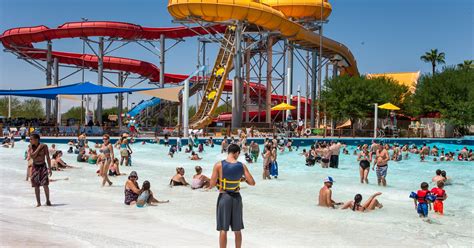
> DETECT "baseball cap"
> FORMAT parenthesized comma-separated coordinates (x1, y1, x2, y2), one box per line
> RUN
(324, 176, 335, 183)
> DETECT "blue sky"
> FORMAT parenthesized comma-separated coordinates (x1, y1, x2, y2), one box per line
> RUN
(0, 0, 472, 111)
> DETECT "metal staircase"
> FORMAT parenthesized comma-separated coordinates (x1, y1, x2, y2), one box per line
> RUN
(188, 27, 236, 129)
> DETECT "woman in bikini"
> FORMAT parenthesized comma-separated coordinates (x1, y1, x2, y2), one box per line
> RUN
(170, 167, 189, 186)
(341, 192, 383, 212)
(99, 134, 114, 186)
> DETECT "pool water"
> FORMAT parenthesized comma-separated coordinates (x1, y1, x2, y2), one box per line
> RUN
(0, 141, 472, 247)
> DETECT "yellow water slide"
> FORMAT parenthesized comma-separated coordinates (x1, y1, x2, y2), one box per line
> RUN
(168, 0, 359, 76)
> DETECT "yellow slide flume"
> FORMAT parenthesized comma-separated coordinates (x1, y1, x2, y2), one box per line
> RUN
(168, 0, 359, 76)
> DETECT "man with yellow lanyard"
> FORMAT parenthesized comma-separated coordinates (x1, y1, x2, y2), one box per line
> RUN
(210, 144, 255, 248)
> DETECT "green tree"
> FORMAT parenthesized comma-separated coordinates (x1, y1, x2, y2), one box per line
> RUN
(18, 99, 45, 119)
(322, 76, 408, 131)
(0, 97, 22, 117)
(420, 49, 446, 75)
(63, 106, 83, 120)
(458, 60, 473, 70)
(410, 67, 474, 134)
(188, 105, 196, 117)
(0, 97, 45, 118)
(213, 102, 232, 116)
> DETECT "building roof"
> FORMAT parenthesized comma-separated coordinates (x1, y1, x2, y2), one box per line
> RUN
(367, 71, 420, 93)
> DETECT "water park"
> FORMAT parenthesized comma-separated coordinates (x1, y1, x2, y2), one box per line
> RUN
(0, 0, 473, 247)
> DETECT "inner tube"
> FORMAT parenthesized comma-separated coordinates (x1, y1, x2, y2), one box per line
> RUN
(305, 128, 312, 136)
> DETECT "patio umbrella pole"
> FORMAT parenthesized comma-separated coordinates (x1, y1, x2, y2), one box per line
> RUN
(374, 103, 378, 138)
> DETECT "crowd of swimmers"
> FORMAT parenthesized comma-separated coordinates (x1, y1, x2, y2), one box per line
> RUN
(8, 130, 471, 247)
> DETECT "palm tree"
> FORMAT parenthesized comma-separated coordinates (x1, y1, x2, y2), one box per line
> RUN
(420, 49, 446, 75)
(457, 60, 473, 70)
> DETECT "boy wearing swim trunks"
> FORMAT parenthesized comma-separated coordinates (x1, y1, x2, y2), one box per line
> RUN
(414, 182, 432, 218)
(431, 181, 447, 215)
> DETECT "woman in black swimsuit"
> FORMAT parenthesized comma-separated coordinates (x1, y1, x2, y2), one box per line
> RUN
(357, 145, 371, 184)
(170, 167, 189, 186)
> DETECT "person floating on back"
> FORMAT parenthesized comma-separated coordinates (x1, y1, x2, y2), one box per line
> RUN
(209, 144, 255, 248)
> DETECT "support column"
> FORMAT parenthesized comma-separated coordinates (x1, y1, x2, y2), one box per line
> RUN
(304, 51, 309, 127)
(297, 85, 301, 121)
(53, 58, 60, 125)
(177, 103, 181, 126)
(310, 50, 317, 128)
(333, 64, 338, 78)
(8, 95, 11, 118)
(316, 25, 323, 130)
(160, 34, 165, 88)
(97, 37, 104, 124)
(286, 42, 293, 119)
(118, 72, 124, 130)
(374, 103, 378, 138)
(266, 36, 273, 124)
(231, 22, 243, 129)
(183, 79, 190, 137)
(245, 38, 251, 123)
(46, 40, 53, 122)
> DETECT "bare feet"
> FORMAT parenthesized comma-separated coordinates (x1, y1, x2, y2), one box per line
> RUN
(108, 181, 113, 186)
(46, 201, 52, 206)
(36, 203, 41, 207)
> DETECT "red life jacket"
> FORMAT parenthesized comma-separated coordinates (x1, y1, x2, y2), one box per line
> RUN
(431, 188, 445, 201)
(417, 189, 430, 203)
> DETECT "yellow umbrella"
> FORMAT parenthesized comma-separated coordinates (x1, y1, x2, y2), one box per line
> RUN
(271, 102, 296, 111)
(378, 103, 400, 110)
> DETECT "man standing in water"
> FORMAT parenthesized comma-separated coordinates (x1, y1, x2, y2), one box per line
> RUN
(373, 144, 389, 186)
(329, 141, 341, 168)
(210, 144, 256, 248)
(28, 134, 52, 207)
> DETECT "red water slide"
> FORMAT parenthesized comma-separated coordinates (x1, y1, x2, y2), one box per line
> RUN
(0, 21, 225, 83)
(0, 21, 308, 121)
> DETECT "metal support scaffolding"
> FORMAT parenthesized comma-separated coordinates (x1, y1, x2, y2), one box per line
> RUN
(232, 22, 243, 129)
(245, 38, 251, 123)
(160, 34, 165, 88)
(316, 27, 323, 129)
(266, 36, 273, 124)
(118, 72, 124, 130)
(45, 40, 52, 122)
(304, 51, 310, 127)
(310, 50, 317, 128)
(97, 37, 104, 123)
(53, 58, 60, 124)
(286, 42, 293, 119)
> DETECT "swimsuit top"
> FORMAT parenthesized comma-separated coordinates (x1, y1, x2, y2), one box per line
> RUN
(120, 143, 128, 149)
(191, 175, 204, 189)
(137, 190, 150, 203)
(219, 160, 244, 193)
(102, 145, 111, 155)
(360, 151, 370, 161)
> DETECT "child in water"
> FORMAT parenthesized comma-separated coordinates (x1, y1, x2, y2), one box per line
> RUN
(136, 181, 169, 207)
(109, 158, 119, 176)
(431, 181, 447, 215)
(413, 182, 433, 218)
